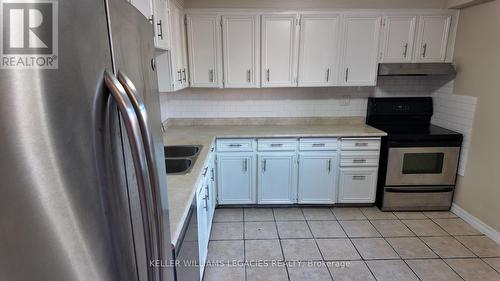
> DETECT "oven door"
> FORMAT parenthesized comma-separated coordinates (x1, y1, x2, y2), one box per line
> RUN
(386, 147, 460, 186)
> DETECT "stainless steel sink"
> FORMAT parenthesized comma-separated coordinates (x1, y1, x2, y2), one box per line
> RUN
(164, 145, 202, 158)
(165, 158, 193, 175)
(164, 145, 202, 175)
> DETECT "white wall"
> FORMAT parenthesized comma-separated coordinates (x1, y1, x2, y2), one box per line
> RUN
(160, 77, 447, 119)
(431, 80, 477, 176)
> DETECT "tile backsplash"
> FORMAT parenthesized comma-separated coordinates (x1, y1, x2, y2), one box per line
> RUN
(160, 77, 447, 120)
(431, 81, 477, 176)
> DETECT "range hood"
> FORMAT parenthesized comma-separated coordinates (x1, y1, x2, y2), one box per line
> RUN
(378, 63, 456, 77)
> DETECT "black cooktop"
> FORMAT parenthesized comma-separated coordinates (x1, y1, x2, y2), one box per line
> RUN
(366, 97, 463, 147)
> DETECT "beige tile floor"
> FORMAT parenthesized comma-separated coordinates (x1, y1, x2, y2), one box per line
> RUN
(204, 206, 500, 281)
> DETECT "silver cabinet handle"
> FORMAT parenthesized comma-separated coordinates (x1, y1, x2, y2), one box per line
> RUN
(262, 159, 267, 172)
(149, 15, 156, 39)
(203, 195, 208, 209)
(355, 142, 369, 147)
(211, 167, 215, 181)
(177, 70, 182, 83)
(209, 69, 214, 83)
(266, 69, 270, 82)
(157, 19, 163, 39)
(247, 69, 251, 83)
(422, 43, 427, 58)
(312, 143, 325, 147)
(202, 166, 208, 176)
(182, 68, 186, 83)
(228, 143, 242, 147)
(403, 43, 408, 58)
(242, 159, 248, 172)
(270, 143, 283, 147)
(352, 175, 367, 180)
(104, 70, 156, 281)
(326, 68, 330, 82)
(205, 183, 210, 201)
(327, 159, 331, 172)
(345, 68, 349, 82)
(353, 159, 367, 163)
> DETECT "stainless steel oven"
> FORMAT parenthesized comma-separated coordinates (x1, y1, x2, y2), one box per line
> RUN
(386, 146, 460, 186)
(366, 97, 463, 211)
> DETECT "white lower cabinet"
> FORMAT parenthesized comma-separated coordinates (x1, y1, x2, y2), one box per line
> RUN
(298, 153, 337, 204)
(217, 153, 256, 204)
(216, 137, 381, 205)
(338, 167, 378, 203)
(196, 180, 208, 278)
(258, 153, 297, 204)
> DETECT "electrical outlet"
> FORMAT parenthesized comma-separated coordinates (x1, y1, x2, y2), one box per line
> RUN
(340, 95, 351, 106)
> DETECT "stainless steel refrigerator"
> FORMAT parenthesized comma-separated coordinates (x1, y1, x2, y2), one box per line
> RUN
(0, 0, 174, 280)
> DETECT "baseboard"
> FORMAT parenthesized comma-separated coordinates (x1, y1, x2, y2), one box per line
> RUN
(451, 203, 500, 244)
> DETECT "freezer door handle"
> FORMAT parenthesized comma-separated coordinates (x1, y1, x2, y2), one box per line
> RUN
(117, 71, 164, 280)
(103, 70, 158, 281)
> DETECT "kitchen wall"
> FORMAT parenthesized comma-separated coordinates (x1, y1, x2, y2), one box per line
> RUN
(431, 81, 477, 176)
(446, 0, 500, 232)
(184, 0, 448, 9)
(160, 77, 447, 119)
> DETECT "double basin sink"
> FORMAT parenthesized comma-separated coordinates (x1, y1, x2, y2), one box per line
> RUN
(164, 145, 202, 175)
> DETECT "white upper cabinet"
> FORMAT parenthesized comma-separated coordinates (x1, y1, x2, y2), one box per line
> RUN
(298, 14, 340, 87)
(155, 0, 187, 92)
(339, 14, 381, 86)
(414, 15, 451, 62)
(379, 15, 416, 63)
(222, 15, 260, 88)
(153, 0, 170, 50)
(186, 14, 222, 88)
(129, 0, 170, 50)
(261, 14, 299, 88)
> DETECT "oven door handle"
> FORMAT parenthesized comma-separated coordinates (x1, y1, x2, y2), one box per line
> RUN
(386, 187, 454, 193)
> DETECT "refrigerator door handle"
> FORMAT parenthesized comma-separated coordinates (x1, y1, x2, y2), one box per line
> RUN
(102, 70, 157, 281)
(117, 71, 164, 279)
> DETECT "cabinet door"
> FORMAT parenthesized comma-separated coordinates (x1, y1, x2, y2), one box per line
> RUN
(186, 14, 222, 88)
(169, 3, 185, 90)
(340, 14, 381, 86)
(298, 14, 340, 87)
(415, 15, 451, 62)
(258, 153, 296, 204)
(379, 15, 416, 63)
(261, 14, 298, 87)
(153, 0, 170, 50)
(298, 153, 337, 204)
(338, 167, 378, 203)
(222, 15, 260, 88)
(217, 154, 256, 204)
(196, 184, 208, 277)
(179, 11, 189, 89)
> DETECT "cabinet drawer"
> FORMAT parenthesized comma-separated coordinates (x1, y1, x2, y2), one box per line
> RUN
(299, 138, 338, 151)
(258, 138, 297, 151)
(217, 139, 254, 152)
(340, 151, 379, 167)
(341, 138, 380, 151)
(338, 167, 378, 203)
